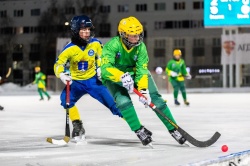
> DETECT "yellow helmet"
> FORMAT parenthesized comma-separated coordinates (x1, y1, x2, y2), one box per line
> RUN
(118, 16, 143, 35)
(173, 49, 182, 56)
(35, 66, 41, 72)
(118, 16, 144, 48)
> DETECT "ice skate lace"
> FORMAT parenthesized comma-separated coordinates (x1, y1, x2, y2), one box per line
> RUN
(136, 128, 147, 140)
(172, 130, 182, 140)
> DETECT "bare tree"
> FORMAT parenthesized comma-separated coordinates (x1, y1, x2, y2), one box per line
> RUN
(37, 0, 69, 75)
(76, 0, 108, 37)
(0, 16, 16, 82)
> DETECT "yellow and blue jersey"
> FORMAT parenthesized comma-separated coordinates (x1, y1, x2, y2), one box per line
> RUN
(54, 38, 102, 80)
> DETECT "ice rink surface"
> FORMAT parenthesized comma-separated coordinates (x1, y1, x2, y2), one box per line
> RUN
(0, 91, 250, 166)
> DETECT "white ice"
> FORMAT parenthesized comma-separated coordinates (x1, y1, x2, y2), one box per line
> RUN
(0, 85, 250, 166)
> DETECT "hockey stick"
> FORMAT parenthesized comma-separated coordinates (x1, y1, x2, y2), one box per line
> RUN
(133, 88, 221, 147)
(0, 67, 12, 84)
(46, 81, 70, 145)
(5, 67, 12, 78)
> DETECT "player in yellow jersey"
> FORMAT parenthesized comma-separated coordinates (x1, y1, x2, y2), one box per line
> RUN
(54, 15, 122, 141)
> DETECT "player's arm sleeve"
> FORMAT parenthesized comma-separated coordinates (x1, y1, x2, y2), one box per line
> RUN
(96, 42, 103, 68)
(54, 49, 70, 78)
(101, 42, 124, 83)
(181, 60, 188, 76)
(135, 43, 149, 91)
(166, 61, 173, 76)
(41, 73, 46, 80)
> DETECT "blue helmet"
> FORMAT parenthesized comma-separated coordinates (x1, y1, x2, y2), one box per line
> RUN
(70, 15, 95, 45)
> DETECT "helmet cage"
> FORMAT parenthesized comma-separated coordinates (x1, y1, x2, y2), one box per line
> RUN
(119, 31, 144, 48)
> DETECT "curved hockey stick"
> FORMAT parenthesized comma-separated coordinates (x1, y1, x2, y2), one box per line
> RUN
(47, 81, 71, 145)
(133, 88, 221, 147)
(5, 67, 12, 78)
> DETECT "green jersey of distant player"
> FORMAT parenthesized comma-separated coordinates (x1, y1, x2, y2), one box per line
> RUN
(166, 49, 191, 106)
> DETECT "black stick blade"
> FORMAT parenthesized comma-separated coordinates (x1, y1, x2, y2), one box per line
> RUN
(178, 127, 221, 147)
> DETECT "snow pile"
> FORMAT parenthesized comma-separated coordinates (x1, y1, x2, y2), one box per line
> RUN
(0, 82, 37, 94)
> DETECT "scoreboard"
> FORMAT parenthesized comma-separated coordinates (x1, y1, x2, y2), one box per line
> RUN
(204, 0, 250, 27)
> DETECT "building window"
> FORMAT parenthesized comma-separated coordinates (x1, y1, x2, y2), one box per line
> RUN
(0, 44, 6, 52)
(174, 39, 185, 47)
(30, 44, 40, 52)
(118, 4, 129, 12)
(174, 2, 185, 10)
(155, 19, 204, 30)
(212, 38, 221, 64)
(0, 10, 7, 18)
(155, 39, 166, 49)
(99, 5, 110, 13)
(193, 1, 204, 10)
(13, 44, 23, 61)
(23, 26, 30, 33)
(194, 38, 205, 47)
(65, 7, 75, 15)
(212, 38, 221, 47)
(173, 39, 185, 59)
(191, 20, 204, 28)
(81, 6, 94, 13)
(182, 20, 190, 28)
(99, 23, 111, 37)
(0, 27, 15, 35)
(30, 44, 41, 61)
(154, 3, 166, 11)
(154, 39, 166, 66)
(154, 39, 166, 57)
(136, 4, 147, 12)
(31, 9, 40, 16)
(14, 10, 24, 17)
(193, 38, 205, 64)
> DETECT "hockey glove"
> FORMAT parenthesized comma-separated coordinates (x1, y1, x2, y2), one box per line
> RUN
(96, 67, 102, 81)
(139, 89, 151, 108)
(60, 72, 72, 85)
(170, 71, 178, 77)
(185, 74, 192, 80)
(121, 72, 134, 93)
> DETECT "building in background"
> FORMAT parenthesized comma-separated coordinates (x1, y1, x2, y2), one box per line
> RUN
(1, 0, 250, 87)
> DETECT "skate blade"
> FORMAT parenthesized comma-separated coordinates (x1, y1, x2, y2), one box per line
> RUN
(74, 135, 87, 145)
(148, 143, 154, 149)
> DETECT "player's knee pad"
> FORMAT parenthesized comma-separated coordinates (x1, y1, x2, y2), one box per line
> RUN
(150, 92, 167, 110)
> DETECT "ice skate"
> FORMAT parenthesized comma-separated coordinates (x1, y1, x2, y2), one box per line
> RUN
(72, 120, 86, 143)
(143, 126, 152, 137)
(135, 126, 153, 147)
(184, 100, 190, 106)
(174, 99, 180, 106)
(169, 129, 186, 145)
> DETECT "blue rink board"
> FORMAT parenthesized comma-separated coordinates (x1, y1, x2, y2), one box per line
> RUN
(186, 149, 250, 166)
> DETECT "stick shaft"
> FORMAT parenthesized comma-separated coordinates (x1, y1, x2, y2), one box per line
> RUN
(65, 81, 70, 137)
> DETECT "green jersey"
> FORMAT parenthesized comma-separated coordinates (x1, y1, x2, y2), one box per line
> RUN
(166, 58, 188, 82)
(33, 72, 46, 88)
(101, 36, 149, 90)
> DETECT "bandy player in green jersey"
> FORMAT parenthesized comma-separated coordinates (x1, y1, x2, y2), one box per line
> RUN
(166, 49, 191, 106)
(100, 16, 186, 146)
